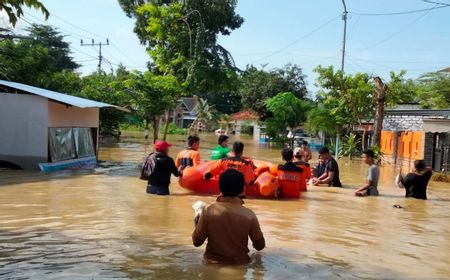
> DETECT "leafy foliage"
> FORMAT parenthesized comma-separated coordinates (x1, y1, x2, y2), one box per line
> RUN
(0, 24, 80, 90)
(239, 64, 308, 119)
(340, 133, 361, 159)
(124, 71, 182, 139)
(0, 0, 49, 26)
(78, 71, 130, 135)
(385, 70, 417, 106)
(313, 65, 375, 133)
(26, 24, 79, 72)
(265, 92, 312, 146)
(118, 0, 243, 95)
(417, 71, 450, 108)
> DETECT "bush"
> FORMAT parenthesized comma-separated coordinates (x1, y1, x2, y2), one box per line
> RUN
(162, 123, 187, 135)
(341, 133, 361, 159)
(432, 171, 450, 182)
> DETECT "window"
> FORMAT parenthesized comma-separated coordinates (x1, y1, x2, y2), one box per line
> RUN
(48, 127, 95, 162)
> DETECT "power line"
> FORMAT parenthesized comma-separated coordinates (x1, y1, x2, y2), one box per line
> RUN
(23, 12, 86, 39)
(49, 13, 107, 39)
(350, 4, 450, 16)
(347, 55, 450, 65)
(352, 10, 431, 52)
(111, 42, 140, 65)
(252, 14, 341, 64)
(23, 12, 145, 70)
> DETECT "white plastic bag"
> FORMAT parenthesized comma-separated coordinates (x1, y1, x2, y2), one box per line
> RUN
(192, 201, 206, 225)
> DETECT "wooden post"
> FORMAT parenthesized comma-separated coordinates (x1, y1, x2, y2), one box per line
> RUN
(372, 76, 387, 147)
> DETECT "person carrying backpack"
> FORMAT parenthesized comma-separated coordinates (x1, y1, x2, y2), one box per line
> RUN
(142, 140, 180, 195)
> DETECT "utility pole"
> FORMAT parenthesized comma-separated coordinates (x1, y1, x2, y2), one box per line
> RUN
(80, 38, 109, 71)
(341, 0, 348, 73)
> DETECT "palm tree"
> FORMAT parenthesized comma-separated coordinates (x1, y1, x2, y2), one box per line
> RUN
(189, 96, 214, 134)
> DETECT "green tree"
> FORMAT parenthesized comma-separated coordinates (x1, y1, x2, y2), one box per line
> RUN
(0, 0, 49, 26)
(118, 0, 243, 95)
(0, 38, 50, 84)
(265, 92, 311, 146)
(239, 64, 308, 119)
(189, 96, 215, 134)
(79, 71, 129, 135)
(385, 70, 417, 107)
(417, 71, 450, 108)
(26, 24, 79, 71)
(125, 71, 182, 142)
(0, 24, 80, 91)
(313, 65, 374, 134)
(305, 106, 337, 136)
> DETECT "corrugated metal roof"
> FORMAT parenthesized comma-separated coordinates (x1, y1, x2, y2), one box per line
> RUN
(0, 80, 128, 112)
(386, 109, 450, 118)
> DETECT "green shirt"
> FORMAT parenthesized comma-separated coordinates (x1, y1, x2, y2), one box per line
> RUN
(210, 145, 230, 160)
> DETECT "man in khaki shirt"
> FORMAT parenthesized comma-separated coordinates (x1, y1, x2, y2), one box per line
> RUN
(192, 169, 265, 264)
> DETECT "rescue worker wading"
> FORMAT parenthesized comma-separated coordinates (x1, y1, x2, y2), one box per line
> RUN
(271, 148, 305, 198)
(175, 135, 201, 172)
(204, 142, 256, 194)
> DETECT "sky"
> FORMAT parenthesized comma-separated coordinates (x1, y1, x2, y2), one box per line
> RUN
(3, 0, 450, 95)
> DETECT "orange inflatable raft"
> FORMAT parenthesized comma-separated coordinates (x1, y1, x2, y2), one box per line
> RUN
(179, 160, 311, 199)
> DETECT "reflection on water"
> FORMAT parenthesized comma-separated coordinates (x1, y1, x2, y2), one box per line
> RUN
(1, 134, 450, 279)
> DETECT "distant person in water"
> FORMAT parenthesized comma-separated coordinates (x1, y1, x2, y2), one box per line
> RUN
(397, 160, 432, 200)
(210, 135, 231, 160)
(146, 140, 180, 195)
(192, 169, 265, 264)
(311, 146, 342, 187)
(175, 135, 201, 172)
(293, 146, 311, 181)
(313, 154, 327, 178)
(355, 150, 379, 196)
(298, 140, 312, 163)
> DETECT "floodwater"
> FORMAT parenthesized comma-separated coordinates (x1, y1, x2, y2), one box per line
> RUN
(1, 134, 449, 280)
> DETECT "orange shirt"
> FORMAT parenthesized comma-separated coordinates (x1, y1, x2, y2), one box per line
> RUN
(207, 156, 256, 185)
(273, 162, 305, 198)
(192, 196, 265, 264)
(175, 149, 201, 169)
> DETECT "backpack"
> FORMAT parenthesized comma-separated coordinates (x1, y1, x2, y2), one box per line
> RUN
(140, 153, 157, 180)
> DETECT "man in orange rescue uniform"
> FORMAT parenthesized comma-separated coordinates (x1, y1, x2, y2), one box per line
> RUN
(271, 148, 305, 198)
(175, 135, 201, 172)
(204, 141, 256, 191)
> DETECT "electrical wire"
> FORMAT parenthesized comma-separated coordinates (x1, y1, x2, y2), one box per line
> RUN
(350, 3, 450, 16)
(252, 14, 341, 64)
(352, 10, 431, 52)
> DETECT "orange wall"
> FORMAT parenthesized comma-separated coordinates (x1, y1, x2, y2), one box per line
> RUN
(380, 131, 423, 160)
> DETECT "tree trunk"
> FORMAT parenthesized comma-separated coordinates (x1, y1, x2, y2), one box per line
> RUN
(144, 117, 149, 140)
(162, 109, 170, 140)
(372, 77, 387, 147)
(361, 121, 369, 151)
(152, 116, 160, 143)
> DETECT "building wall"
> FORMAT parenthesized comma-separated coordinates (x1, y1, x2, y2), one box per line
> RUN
(48, 101, 100, 155)
(0, 93, 48, 169)
(383, 114, 423, 131)
(380, 131, 423, 161)
(381, 113, 450, 169)
(48, 101, 99, 127)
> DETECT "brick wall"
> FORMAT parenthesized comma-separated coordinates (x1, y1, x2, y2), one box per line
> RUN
(383, 115, 423, 131)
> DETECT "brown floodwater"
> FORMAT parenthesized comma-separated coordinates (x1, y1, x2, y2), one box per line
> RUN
(1, 133, 449, 279)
